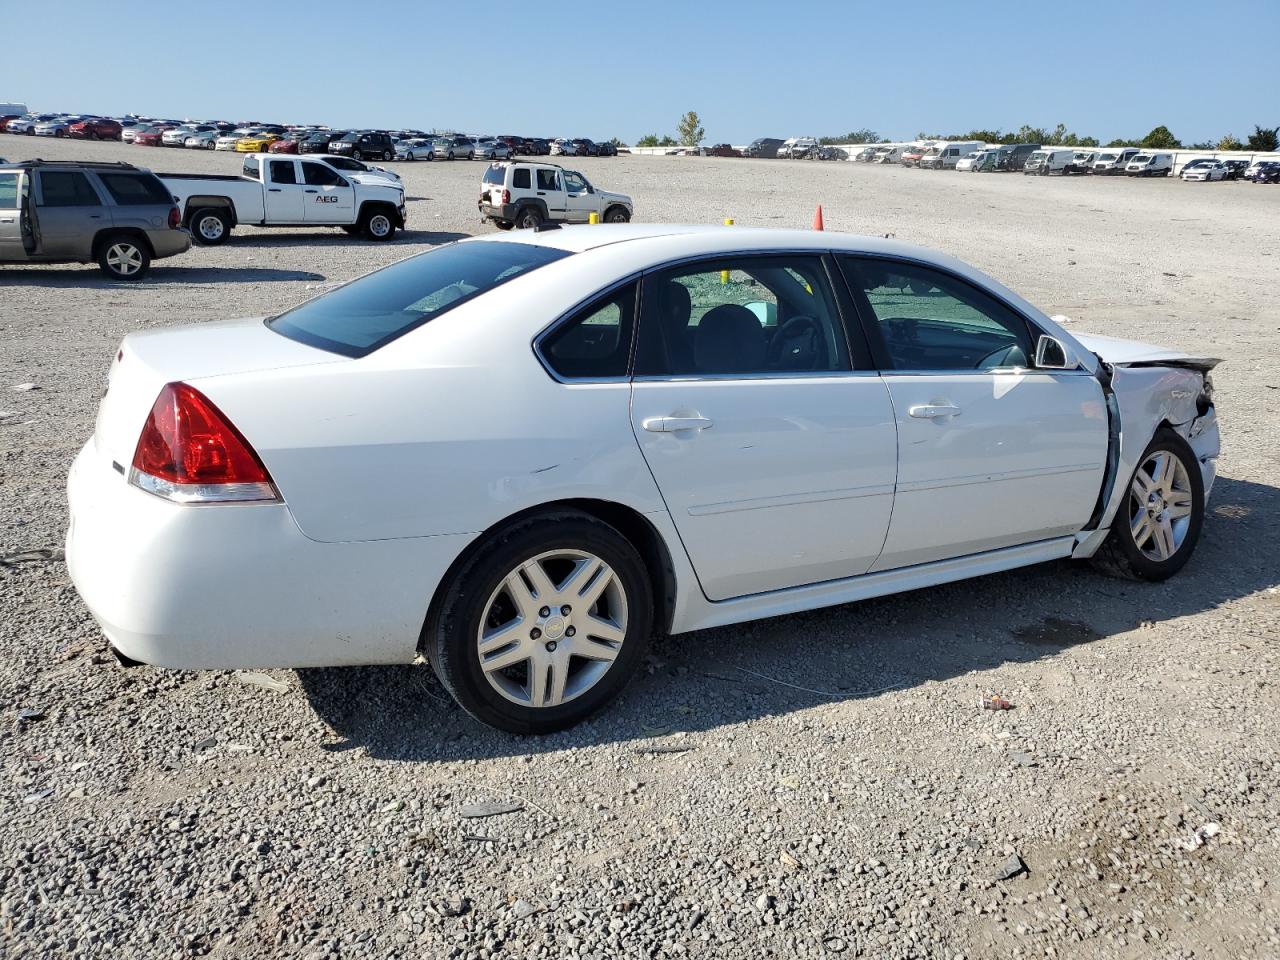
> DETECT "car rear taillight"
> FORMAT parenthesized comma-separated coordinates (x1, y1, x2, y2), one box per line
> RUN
(501, 188, 510, 204)
(130, 382, 278, 503)
(167, 206, 181, 229)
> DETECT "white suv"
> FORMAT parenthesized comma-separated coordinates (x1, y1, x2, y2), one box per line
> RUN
(478, 162, 633, 230)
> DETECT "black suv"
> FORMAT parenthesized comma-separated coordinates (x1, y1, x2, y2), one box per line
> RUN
(330, 131, 395, 162)
(301, 131, 345, 154)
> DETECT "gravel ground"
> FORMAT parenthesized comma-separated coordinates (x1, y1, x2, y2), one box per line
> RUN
(2, 136, 1279, 960)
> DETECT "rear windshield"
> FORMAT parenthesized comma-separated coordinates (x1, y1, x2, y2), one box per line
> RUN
(268, 241, 572, 357)
(482, 165, 505, 185)
(98, 172, 173, 206)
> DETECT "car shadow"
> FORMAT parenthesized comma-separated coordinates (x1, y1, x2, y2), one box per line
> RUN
(297, 475, 1280, 762)
(0, 266, 325, 285)
(228, 230, 471, 249)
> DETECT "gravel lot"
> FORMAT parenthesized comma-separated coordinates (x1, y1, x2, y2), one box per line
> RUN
(2, 136, 1278, 960)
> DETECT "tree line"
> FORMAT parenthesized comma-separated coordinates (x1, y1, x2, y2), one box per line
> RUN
(630, 113, 1280, 153)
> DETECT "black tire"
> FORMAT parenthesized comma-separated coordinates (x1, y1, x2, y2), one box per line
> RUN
(515, 206, 543, 230)
(382, 150, 393, 162)
(359, 206, 396, 241)
(1090, 428, 1205, 582)
(352, 150, 363, 161)
(426, 511, 653, 734)
(97, 234, 151, 281)
(189, 207, 231, 246)
(604, 206, 630, 223)
(494, 221, 514, 231)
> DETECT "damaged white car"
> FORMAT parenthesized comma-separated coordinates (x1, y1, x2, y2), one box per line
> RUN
(66, 226, 1219, 732)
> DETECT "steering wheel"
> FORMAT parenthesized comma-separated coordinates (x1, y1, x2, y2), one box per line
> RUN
(976, 343, 1028, 370)
(768, 315, 827, 370)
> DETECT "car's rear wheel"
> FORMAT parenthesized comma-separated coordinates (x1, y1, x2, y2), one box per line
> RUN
(382, 150, 393, 161)
(97, 235, 150, 281)
(1091, 428, 1204, 582)
(427, 513, 652, 733)
(516, 206, 543, 229)
(360, 207, 396, 241)
(190, 208, 230, 246)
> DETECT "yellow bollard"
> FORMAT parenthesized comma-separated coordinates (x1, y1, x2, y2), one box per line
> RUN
(588, 211, 600, 225)
(721, 218, 734, 283)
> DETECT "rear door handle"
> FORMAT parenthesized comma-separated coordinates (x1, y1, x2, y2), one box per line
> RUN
(642, 416, 714, 433)
(268, 188, 282, 192)
(908, 404, 962, 420)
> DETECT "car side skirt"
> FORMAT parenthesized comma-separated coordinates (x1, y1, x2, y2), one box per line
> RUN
(668, 536, 1077, 635)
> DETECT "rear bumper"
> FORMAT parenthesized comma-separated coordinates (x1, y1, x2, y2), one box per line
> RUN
(66, 443, 473, 669)
(148, 229, 193, 259)
(479, 201, 514, 221)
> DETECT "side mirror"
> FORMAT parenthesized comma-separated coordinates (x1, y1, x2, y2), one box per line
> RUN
(1034, 334, 1076, 370)
(586, 184, 594, 194)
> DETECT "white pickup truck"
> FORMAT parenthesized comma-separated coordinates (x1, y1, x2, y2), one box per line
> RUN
(160, 154, 406, 245)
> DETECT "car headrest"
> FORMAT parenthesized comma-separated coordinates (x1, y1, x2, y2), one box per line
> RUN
(695, 304, 766, 374)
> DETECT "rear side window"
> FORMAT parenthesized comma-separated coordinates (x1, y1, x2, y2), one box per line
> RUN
(513, 168, 531, 189)
(39, 171, 100, 206)
(269, 241, 572, 357)
(97, 173, 173, 206)
(540, 282, 638, 379)
(0, 173, 18, 207)
(242, 157, 261, 179)
(269, 160, 297, 184)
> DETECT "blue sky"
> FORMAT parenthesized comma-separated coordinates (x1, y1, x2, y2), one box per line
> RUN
(9, 0, 1276, 145)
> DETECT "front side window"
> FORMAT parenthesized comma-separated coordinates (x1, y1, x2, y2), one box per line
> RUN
(303, 163, 345, 187)
(841, 258, 1032, 372)
(636, 256, 850, 377)
(38, 171, 100, 207)
(269, 160, 297, 184)
(269, 241, 572, 357)
(540, 281, 637, 379)
(563, 171, 588, 193)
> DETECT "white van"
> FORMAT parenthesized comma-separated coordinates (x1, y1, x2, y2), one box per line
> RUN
(1023, 149, 1074, 175)
(920, 141, 984, 170)
(0, 102, 29, 117)
(1125, 153, 1173, 177)
(1091, 148, 1139, 175)
(872, 145, 905, 164)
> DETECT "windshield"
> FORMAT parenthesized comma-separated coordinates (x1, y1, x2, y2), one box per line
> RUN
(268, 242, 573, 357)
(1132, 155, 1151, 163)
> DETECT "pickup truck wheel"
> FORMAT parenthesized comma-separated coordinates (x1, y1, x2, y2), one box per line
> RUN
(604, 206, 630, 223)
(516, 207, 543, 229)
(190, 209, 230, 246)
(360, 209, 396, 241)
(98, 236, 150, 281)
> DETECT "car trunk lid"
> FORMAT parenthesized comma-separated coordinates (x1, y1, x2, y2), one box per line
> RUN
(93, 318, 343, 473)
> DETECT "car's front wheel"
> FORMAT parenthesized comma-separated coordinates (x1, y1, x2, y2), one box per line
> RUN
(427, 512, 652, 733)
(359, 207, 396, 241)
(1091, 428, 1205, 581)
(604, 206, 630, 223)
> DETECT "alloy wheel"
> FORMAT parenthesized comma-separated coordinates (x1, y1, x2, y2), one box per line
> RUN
(476, 549, 628, 709)
(106, 243, 143, 276)
(1128, 450, 1194, 561)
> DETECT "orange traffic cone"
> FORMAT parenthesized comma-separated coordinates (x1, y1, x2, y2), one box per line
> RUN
(812, 205, 824, 231)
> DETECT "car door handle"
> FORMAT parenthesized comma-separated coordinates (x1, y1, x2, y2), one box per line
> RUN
(304, 189, 318, 193)
(0, 218, 13, 223)
(908, 404, 962, 420)
(642, 416, 714, 433)
(268, 188, 282, 192)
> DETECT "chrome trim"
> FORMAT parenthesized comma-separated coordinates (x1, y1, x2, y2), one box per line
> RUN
(882, 367, 1091, 377)
(632, 370, 881, 383)
(129, 468, 280, 505)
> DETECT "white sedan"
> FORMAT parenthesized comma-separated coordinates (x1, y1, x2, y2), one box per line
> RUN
(66, 226, 1221, 733)
(213, 133, 242, 151)
(1180, 159, 1227, 182)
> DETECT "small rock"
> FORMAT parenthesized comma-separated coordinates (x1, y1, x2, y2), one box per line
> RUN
(512, 899, 538, 920)
(192, 737, 217, 751)
(434, 896, 469, 918)
(16, 708, 44, 723)
(23, 788, 54, 804)
(1009, 751, 1038, 768)
(824, 937, 847, 953)
(755, 893, 774, 912)
(460, 801, 523, 819)
(235, 671, 289, 694)
(996, 854, 1027, 881)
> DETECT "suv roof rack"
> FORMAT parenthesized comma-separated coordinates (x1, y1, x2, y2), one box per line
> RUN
(3, 159, 140, 170)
